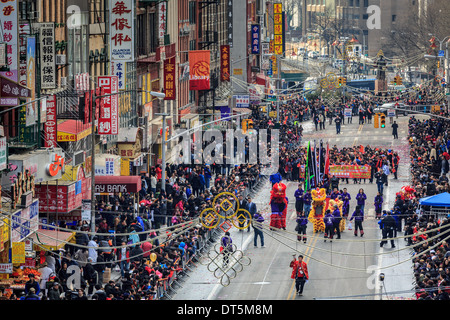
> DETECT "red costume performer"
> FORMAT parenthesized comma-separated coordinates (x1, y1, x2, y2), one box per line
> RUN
(270, 182, 289, 230)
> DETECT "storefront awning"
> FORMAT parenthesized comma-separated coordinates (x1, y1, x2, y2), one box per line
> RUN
(94, 175, 142, 193)
(30, 229, 76, 251)
(256, 73, 270, 87)
(57, 120, 92, 142)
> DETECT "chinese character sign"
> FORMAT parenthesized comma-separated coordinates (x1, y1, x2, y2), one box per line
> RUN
(45, 95, 57, 148)
(97, 76, 119, 135)
(220, 45, 230, 82)
(39, 23, 56, 89)
(0, 0, 18, 73)
(189, 50, 211, 91)
(273, 3, 283, 56)
(251, 25, 260, 54)
(111, 60, 127, 90)
(109, 0, 134, 61)
(163, 57, 176, 100)
(159, 1, 167, 39)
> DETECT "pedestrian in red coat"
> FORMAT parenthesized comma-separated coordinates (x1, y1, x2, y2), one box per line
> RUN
(290, 255, 309, 296)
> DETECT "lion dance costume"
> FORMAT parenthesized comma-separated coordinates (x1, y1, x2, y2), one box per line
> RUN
(270, 183, 289, 230)
(308, 188, 346, 233)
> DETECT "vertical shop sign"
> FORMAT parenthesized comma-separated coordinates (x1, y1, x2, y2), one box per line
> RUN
(39, 23, 56, 89)
(273, 3, 283, 56)
(109, 0, 134, 61)
(44, 95, 56, 147)
(163, 57, 176, 100)
(97, 76, 119, 135)
(158, 1, 167, 39)
(251, 25, 260, 54)
(220, 45, 230, 82)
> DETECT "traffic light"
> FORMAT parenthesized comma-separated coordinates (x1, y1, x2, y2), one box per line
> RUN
(380, 114, 386, 128)
(374, 113, 379, 128)
(247, 119, 254, 130)
(337, 77, 343, 87)
(393, 75, 403, 86)
(242, 119, 248, 133)
(342, 77, 347, 86)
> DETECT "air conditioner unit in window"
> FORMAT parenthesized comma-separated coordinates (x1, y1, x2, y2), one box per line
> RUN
(73, 151, 85, 166)
(56, 54, 66, 65)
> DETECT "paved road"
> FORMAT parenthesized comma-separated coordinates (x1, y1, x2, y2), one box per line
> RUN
(173, 115, 415, 300)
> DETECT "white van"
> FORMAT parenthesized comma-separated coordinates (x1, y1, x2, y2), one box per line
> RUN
(374, 102, 409, 116)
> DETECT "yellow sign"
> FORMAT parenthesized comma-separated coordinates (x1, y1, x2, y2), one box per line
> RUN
(57, 127, 92, 142)
(120, 158, 130, 176)
(273, 3, 283, 56)
(12, 242, 25, 264)
(233, 68, 243, 75)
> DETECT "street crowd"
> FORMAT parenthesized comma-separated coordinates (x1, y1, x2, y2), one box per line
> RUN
(10, 84, 450, 300)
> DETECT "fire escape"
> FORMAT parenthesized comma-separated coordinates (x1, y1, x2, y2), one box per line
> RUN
(197, 0, 220, 115)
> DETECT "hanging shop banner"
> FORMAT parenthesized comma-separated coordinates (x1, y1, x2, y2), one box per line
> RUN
(273, 3, 283, 56)
(97, 76, 119, 135)
(329, 165, 371, 179)
(10, 200, 39, 243)
(0, 137, 6, 171)
(163, 57, 176, 100)
(0, 0, 18, 74)
(189, 50, 211, 91)
(227, 0, 233, 46)
(26, 36, 37, 127)
(0, 76, 31, 99)
(39, 23, 56, 89)
(251, 24, 260, 54)
(44, 94, 57, 148)
(12, 242, 25, 264)
(158, 1, 167, 39)
(110, 60, 126, 90)
(109, 0, 134, 61)
(220, 45, 230, 82)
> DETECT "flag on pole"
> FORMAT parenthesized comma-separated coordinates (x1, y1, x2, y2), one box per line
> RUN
(324, 142, 330, 176)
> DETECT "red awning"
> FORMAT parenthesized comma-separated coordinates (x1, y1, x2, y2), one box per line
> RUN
(58, 119, 91, 134)
(94, 175, 142, 193)
(256, 73, 269, 87)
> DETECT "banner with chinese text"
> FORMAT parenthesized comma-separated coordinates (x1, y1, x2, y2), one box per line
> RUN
(163, 57, 176, 100)
(273, 3, 283, 55)
(97, 76, 119, 135)
(44, 95, 57, 148)
(220, 45, 230, 82)
(109, 0, 134, 61)
(189, 50, 210, 91)
(329, 165, 372, 179)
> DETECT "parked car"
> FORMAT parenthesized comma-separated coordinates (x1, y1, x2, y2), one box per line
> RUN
(308, 51, 319, 59)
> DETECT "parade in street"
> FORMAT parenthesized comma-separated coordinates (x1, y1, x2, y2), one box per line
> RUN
(1, 0, 450, 306)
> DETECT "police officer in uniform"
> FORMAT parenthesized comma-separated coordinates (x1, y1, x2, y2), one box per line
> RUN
(380, 211, 396, 248)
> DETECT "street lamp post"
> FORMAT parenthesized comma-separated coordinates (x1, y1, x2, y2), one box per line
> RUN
(353, 26, 366, 74)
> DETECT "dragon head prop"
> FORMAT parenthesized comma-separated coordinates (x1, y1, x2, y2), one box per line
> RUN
(311, 188, 327, 202)
(271, 182, 287, 201)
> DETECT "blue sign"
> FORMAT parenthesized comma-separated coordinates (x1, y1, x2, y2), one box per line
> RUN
(439, 50, 445, 57)
(251, 24, 260, 54)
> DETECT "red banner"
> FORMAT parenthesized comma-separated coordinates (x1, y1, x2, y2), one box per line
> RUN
(44, 95, 57, 148)
(189, 50, 210, 90)
(97, 76, 119, 135)
(163, 57, 176, 100)
(329, 165, 371, 179)
(220, 45, 230, 82)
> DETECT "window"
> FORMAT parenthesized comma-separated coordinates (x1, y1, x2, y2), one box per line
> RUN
(392, 15, 397, 22)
